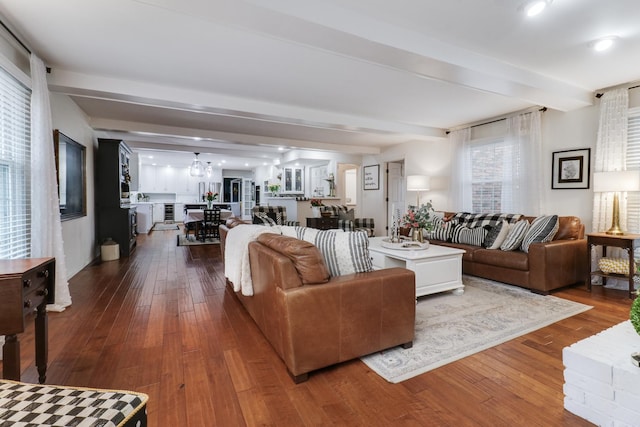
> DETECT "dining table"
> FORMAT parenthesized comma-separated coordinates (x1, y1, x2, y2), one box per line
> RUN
(184, 208, 233, 240)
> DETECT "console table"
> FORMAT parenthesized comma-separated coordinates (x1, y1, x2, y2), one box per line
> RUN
(586, 232, 640, 298)
(0, 258, 55, 383)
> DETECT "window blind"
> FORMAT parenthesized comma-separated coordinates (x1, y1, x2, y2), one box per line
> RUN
(0, 65, 31, 259)
(469, 137, 514, 212)
(626, 107, 640, 234)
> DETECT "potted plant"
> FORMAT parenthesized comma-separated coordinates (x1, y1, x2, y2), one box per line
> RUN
(402, 201, 434, 243)
(268, 183, 281, 195)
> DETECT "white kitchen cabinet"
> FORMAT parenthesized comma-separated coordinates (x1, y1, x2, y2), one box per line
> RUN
(134, 203, 153, 233)
(282, 166, 304, 193)
(140, 165, 157, 192)
(152, 203, 165, 223)
(174, 203, 185, 222)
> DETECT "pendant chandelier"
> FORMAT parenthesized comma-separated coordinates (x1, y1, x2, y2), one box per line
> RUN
(189, 152, 205, 177)
(206, 161, 213, 178)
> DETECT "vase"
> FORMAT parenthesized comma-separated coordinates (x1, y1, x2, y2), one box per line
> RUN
(207, 201, 213, 209)
(412, 228, 424, 243)
(311, 206, 321, 218)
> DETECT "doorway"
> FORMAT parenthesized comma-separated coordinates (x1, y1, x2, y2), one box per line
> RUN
(387, 161, 405, 234)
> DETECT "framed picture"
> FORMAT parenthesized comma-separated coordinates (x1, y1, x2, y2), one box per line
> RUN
(552, 148, 590, 189)
(363, 164, 380, 190)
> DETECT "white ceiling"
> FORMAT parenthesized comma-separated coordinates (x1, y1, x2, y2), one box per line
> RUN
(1, 0, 639, 168)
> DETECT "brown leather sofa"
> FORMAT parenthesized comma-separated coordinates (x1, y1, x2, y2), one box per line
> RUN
(432, 215, 587, 294)
(220, 219, 416, 382)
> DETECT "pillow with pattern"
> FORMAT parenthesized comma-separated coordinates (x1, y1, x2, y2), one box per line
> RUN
(500, 220, 530, 251)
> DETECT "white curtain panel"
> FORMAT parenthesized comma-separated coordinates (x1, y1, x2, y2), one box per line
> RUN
(591, 88, 629, 288)
(449, 127, 472, 211)
(505, 110, 542, 215)
(30, 54, 72, 311)
(593, 88, 629, 233)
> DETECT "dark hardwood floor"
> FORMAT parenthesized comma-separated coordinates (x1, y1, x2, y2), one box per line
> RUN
(4, 229, 632, 426)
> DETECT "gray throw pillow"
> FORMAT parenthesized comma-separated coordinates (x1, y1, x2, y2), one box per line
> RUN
(338, 208, 355, 222)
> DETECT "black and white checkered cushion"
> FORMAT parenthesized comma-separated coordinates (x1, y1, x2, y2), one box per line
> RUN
(452, 213, 523, 228)
(0, 380, 148, 427)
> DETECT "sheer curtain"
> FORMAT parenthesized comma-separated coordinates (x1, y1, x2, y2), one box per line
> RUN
(505, 110, 542, 215)
(450, 109, 542, 214)
(30, 53, 72, 311)
(449, 127, 472, 211)
(593, 88, 629, 232)
(591, 88, 629, 288)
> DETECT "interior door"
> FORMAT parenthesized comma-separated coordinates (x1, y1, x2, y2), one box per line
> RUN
(387, 162, 405, 234)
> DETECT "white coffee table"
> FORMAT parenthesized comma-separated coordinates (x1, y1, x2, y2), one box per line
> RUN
(368, 237, 465, 297)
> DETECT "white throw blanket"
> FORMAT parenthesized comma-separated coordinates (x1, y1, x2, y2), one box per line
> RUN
(225, 225, 281, 296)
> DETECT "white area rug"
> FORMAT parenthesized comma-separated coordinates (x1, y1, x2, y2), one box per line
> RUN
(361, 275, 592, 383)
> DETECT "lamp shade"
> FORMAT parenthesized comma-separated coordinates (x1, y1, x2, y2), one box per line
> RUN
(593, 170, 640, 192)
(407, 175, 430, 191)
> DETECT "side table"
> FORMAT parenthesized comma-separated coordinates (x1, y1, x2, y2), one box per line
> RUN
(0, 257, 55, 383)
(586, 232, 640, 298)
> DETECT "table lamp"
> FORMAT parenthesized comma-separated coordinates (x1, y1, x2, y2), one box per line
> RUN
(407, 175, 430, 207)
(593, 170, 640, 235)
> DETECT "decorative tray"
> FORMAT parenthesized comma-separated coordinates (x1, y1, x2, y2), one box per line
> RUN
(380, 238, 430, 251)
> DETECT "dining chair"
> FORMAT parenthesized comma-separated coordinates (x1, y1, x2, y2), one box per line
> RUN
(202, 207, 222, 240)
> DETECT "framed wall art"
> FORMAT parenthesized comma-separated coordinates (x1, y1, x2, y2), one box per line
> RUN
(551, 148, 590, 189)
(363, 164, 379, 190)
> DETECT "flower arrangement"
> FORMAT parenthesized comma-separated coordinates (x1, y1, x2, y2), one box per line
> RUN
(403, 201, 434, 231)
(310, 198, 324, 207)
(206, 191, 218, 202)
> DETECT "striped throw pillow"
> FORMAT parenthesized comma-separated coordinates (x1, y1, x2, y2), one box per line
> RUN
(500, 220, 530, 251)
(450, 224, 488, 246)
(305, 230, 372, 276)
(520, 215, 559, 253)
(426, 216, 455, 241)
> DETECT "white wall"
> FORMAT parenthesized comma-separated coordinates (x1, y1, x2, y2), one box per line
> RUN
(50, 93, 98, 278)
(371, 103, 605, 235)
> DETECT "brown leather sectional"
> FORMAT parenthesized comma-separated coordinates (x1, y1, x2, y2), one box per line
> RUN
(432, 215, 588, 294)
(220, 220, 416, 382)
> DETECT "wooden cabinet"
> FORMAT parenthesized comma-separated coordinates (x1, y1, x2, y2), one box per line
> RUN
(97, 139, 137, 256)
(0, 257, 55, 383)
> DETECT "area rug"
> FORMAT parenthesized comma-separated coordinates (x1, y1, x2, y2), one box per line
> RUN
(152, 223, 179, 231)
(176, 235, 220, 246)
(361, 275, 592, 383)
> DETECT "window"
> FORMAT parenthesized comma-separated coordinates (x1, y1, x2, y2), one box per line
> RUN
(468, 136, 515, 212)
(625, 107, 640, 233)
(0, 65, 31, 259)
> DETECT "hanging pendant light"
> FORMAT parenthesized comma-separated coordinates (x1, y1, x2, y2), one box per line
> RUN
(189, 152, 205, 177)
(206, 161, 213, 178)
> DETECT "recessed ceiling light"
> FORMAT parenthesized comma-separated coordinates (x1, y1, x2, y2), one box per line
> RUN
(524, 0, 551, 17)
(593, 36, 618, 52)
